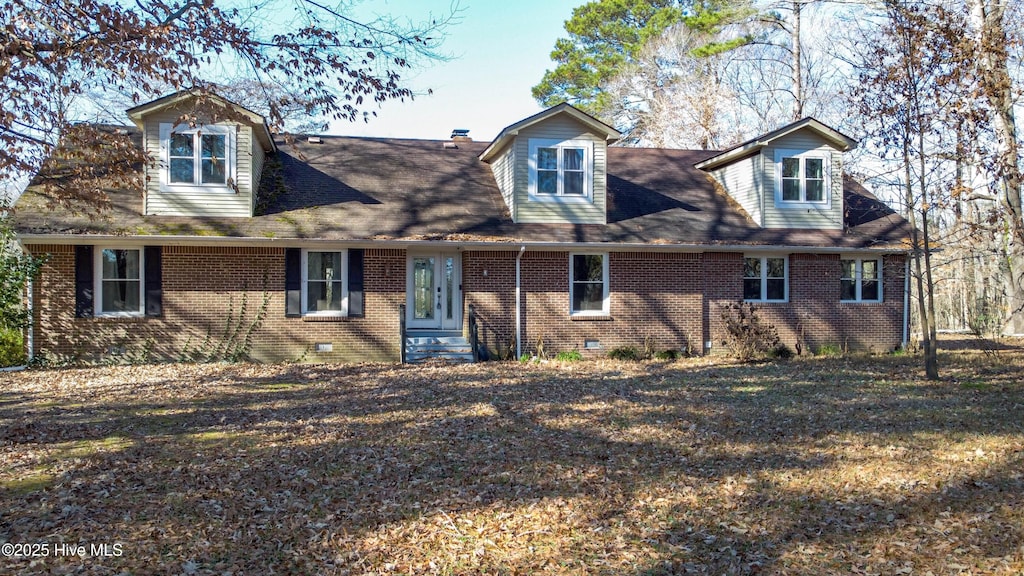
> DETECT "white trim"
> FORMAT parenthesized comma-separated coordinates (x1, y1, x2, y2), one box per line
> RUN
(19, 234, 912, 255)
(528, 138, 594, 203)
(840, 257, 883, 303)
(569, 252, 610, 316)
(158, 123, 237, 193)
(300, 249, 349, 317)
(743, 254, 789, 303)
(94, 247, 145, 317)
(774, 148, 830, 208)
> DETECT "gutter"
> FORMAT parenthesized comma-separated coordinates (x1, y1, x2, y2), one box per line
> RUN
(17, 234, 911, 255)
(515, 245, 525, 360)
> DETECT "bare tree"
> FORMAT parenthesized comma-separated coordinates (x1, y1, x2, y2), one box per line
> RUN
(0, 0, 456, 212)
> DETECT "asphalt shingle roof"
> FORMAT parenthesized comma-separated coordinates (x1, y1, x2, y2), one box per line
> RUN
(14, 132, 912, 249)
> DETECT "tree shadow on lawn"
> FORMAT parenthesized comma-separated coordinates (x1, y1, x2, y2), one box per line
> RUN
(1, 355, 1022, 574)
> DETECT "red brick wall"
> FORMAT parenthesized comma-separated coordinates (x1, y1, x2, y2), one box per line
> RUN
(704, 252, 906, 354)
(26, 245, 406, 364)
(462, 251, 517, 359)
(463, 250, 705, 358)
(26, 244, 906, 364)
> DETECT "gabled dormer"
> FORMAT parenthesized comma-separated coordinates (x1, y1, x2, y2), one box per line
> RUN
(479, 104, 621, 224)
(696, 118, 856, 230)
(126, 90, 276, 218)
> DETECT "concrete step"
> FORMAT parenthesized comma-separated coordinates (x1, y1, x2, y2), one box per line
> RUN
(404, 331, 474, 363)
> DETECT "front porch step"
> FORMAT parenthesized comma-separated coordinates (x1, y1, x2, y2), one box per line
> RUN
(404, 331, 474, 363)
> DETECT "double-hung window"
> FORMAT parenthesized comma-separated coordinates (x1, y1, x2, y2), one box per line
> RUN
(570, 253, 609, 315)
(529, 139, 593, 201)
(302, 250, 348, 316)
(775, 149, 828, 205)
(744, 256, 788, 302)
(159, 124, 235, 191)
(841, 258, 881, 302)
(96, 248, 144, 316)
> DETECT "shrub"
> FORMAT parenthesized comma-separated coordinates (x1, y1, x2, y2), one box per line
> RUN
(720, 302, 781, 361)
(0, 326, 24, 367)
(654, 349, 681, 361)
(768, 344, 794, 360)
(815, 343, 843, 357)
(555, 349, 583, 362)
(607, 346, 642, 361)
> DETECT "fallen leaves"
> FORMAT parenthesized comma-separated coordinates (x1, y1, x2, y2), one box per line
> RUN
(0, 351, 1022, 574)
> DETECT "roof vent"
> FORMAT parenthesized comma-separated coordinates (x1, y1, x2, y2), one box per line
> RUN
(443, 141, 459, 149)
(450, 129, 471, 142)
(307, 136, 323, 144)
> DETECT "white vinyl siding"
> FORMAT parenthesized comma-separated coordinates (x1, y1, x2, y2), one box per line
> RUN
(710, 154, 763, 226)
(250, 135, 267, 215)
(760, 132, 844, 230)
(513, 115, 607, 224)
(143, 108, 254, 217)
(488, 141, 516, 221)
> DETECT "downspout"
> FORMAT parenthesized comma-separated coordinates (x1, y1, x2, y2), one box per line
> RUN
(902, 256, 910, 349)
(515, 245, 525, 360)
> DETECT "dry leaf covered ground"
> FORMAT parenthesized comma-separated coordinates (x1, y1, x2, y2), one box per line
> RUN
(1, 350, 1022, 575)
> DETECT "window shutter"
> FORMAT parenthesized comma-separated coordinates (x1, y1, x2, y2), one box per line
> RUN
(285, 248, 301, 317)
(348, 249, 364, 317)
(74, 245, 94, 318)
(144, 246, 163, 317)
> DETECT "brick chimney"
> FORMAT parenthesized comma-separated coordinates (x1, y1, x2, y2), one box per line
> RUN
(450, 129, 471, 142)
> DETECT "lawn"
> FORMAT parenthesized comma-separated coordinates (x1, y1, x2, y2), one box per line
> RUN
(1, 351, 1022, 575)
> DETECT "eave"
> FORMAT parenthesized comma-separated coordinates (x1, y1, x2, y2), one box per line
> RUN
(126, 89, 276, 153)
(18, 233, 911, 254)
(695, 117, 857, 172)
(479, 103, 622, 163)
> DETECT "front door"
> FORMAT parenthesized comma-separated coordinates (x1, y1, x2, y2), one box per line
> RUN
(407, 253, 461, 330)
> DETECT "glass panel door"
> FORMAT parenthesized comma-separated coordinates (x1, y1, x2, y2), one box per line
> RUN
(412, 257, 436, 322)
(408, 253, 461, 330)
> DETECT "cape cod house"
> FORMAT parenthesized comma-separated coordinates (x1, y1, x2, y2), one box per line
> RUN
(14, 91, 912, 363)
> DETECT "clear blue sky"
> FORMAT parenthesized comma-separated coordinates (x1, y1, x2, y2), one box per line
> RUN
(333, 0, 582, 141)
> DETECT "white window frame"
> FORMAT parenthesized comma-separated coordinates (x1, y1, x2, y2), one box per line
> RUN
(743, 255, 789, 303)
(94, 247, 145, 317)
(840, 257, 883, 302)
(774, 149, 830, 207)
(528, 138, 594, 203)
(569, 252, 610, 316)
(158, 123, 236, 193)
(301, 249, 349, 317)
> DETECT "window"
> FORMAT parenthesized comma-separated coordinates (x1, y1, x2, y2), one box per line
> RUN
(841, 258, 881, 302)
(96, 248, 143, 316)
(302, 250, 348, 316)
(529, 139, 593, 201)
(570, 253, 609, 315)
(775, 149, 828, 204)
(159, 124, 235, 190)
(744, 256, 787, 302)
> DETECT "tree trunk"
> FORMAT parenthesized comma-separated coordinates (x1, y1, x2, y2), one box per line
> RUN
(791, 0, 803, 120)
(968, 0, 1024, 334)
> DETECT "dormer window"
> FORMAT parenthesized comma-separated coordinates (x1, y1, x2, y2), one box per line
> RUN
(528, 138, 593, 202)
(159, 124, 236, 192)
(775, 149, 829, 206)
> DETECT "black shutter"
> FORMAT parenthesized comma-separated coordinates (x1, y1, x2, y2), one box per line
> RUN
(74, 245, 94, 318)
(285, 248, 301, 317)
(348, 249, 364, 317)
(144, 246, 162, 317)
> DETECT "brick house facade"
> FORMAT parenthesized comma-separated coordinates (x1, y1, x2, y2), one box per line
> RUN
(15, 92, 913, 363)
